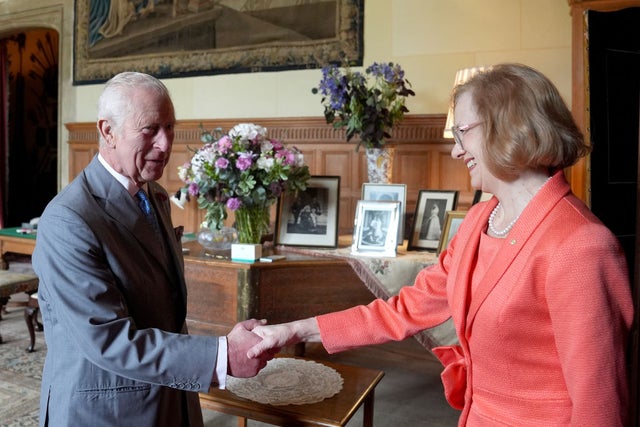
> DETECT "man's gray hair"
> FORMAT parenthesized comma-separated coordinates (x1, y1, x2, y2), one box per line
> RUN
(97, 72, 172, 143)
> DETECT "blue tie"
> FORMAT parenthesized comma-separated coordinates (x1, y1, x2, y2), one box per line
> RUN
(136, 189, 153, 216)
(136, 189, 159, 233)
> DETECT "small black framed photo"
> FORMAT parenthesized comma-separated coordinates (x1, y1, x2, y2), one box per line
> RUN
(472, 190, 493, 205)
(351, 200, 401, 257)
(437, 210, 467, 255)
(408, 190, 459, 251)
(362, 183, 407, 244)
(275, 176, 340, 248)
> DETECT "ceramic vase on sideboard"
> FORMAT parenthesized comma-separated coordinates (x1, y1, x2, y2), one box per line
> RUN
(365, 146, 395, 183)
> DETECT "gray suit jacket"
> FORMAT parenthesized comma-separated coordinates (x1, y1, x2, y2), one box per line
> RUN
(33, 156, 218, 427)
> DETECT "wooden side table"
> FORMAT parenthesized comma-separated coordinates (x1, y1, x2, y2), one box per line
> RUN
(199, 359, 384, 427)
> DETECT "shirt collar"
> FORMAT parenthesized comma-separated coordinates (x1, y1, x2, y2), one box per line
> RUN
(97, 153, 140, 197)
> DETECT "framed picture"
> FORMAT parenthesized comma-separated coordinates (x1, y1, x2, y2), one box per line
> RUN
(351, 200, 400, 257)
(437, 211, 467, 255)
(73, 0, 364, 84)
(362, 183, 407, 244)
(275, 176, 340, 248)
(408, 190, 459, 251)
(472, 190, 493, 205)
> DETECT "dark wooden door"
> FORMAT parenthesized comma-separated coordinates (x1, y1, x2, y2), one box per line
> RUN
(588, 8, 640, 274)
(588, 8, 640, 425)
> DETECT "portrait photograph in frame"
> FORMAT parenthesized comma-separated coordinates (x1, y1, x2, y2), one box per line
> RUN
(351, 200, 400, 257)
(408, 190, 459, 251)
(275, 176, 340, 248)
(362, 183, 407, 244)
(437, 210, 467, 255)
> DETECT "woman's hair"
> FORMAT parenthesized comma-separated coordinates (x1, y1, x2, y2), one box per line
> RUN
(452, 63, 589, 180)
(97, 72, 173, 144)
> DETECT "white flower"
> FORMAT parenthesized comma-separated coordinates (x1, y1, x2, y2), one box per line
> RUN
(293, 152, 305, 167)
(260, 140, 274, 152)
(257, 156, 274, 171)
(229, 123, 267, 141)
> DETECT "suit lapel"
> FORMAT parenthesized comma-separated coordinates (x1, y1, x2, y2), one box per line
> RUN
(84, 158, 186, 306)
(448, 199, 494, 336)
(146, 183, 188, 304)
(464, 172, 571, 331)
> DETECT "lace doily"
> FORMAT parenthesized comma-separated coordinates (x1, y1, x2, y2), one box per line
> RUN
(227, 358, 344, 405)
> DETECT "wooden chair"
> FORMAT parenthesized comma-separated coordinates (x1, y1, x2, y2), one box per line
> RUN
(0, 271, 39, 350)
(24, 292, 42, 352)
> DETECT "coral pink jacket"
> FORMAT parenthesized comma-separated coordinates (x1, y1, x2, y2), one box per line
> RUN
(317, 172, 633, 426)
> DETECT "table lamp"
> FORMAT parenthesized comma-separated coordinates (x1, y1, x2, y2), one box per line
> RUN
(443, 66, 491, 139)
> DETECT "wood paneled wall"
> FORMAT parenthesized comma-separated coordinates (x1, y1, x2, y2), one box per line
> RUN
(66, 115, 475, 235)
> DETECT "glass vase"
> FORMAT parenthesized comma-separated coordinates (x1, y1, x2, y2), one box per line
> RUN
(197, 226, 238, 250)
(234, 205, 270, 244)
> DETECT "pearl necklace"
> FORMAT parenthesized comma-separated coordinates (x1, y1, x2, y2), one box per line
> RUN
(488, 176, 553, 237)
(488, 203, 519, 236)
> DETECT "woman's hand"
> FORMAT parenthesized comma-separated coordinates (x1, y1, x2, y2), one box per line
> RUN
(247, 318, 321, 359)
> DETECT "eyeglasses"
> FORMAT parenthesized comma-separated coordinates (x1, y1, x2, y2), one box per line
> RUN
(451, 122, 483, 150)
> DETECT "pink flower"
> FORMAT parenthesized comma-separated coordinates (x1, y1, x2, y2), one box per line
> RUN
(235, 153, 254, 171)
(226, 197, 242, 210)
(276, 149, 295, 165)
(215, 157, 229, 169)
(188, 182, 199, 196)
(216, 135, 233, 153)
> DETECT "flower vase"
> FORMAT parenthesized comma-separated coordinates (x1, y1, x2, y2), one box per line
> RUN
(197, 226, 238, 250)
(234, 205, 271, 244)
(365, 146, 396, 183)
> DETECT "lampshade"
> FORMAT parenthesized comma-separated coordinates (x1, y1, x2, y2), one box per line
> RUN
(443, 66, 490, 139)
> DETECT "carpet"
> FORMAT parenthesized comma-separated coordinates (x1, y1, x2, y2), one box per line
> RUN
(0, 306, 45, 427)
(0, 256, 44, 427)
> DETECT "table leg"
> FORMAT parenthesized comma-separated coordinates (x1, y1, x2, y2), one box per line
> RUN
(24, 306, 37, 352)
(24, 294, 41, 353)
(236, 417, 247, 427)
(0, 296, 8, 320)
(363, 390, 375, 427)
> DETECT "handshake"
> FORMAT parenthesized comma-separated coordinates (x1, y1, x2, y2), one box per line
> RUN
(226, 318, 320, 378)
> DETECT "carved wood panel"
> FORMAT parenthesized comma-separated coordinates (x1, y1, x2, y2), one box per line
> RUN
(66, 115, 475, 236)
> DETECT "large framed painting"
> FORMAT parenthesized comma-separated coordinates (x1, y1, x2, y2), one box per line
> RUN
(74, 0, 364, 84)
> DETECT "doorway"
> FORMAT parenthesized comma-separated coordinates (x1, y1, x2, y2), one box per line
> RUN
(587, 7, 640, 425)
(2, 29, 58, 227)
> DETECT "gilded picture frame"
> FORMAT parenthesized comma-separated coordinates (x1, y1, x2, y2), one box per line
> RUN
(437, 210, 467, 255)
(74, 0, 364, 84)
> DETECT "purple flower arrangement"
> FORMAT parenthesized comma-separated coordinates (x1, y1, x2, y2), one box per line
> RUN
(177, 123, 310, 231)
(313, 62, 415, 151)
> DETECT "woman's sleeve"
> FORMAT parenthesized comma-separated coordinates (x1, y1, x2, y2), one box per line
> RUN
(317, 248, 454, 353)
(546, 224, 633, 425)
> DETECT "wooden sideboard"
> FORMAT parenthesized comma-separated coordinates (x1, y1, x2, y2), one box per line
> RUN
(66, 115, 475, 235)
(182, 241, 375, 337)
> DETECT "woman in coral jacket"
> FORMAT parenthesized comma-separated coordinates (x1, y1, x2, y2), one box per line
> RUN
(248, 63, 634, 426)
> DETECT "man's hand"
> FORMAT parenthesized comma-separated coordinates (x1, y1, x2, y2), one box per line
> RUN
(227, 319, 277, 378)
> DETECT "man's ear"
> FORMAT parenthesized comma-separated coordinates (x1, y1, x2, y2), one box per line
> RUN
(97, 119, 115, 147)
